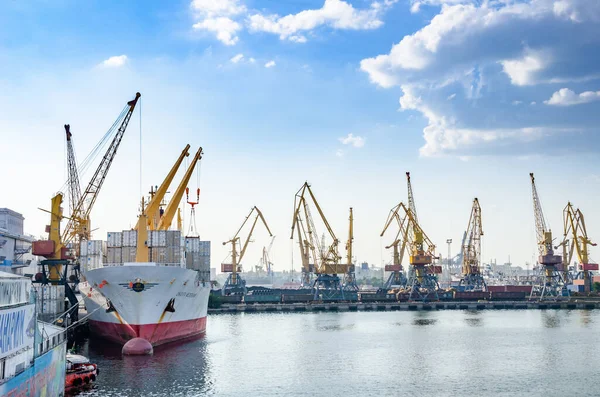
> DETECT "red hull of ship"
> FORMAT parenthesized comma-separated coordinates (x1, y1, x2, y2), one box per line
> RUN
(89, 317, 207, 346)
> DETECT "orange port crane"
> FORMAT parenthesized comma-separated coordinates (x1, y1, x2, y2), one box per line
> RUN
(222, 206, 273, 294)
(343, 207, 358, 291)
(291, 182, 350, 299)
(529, 173, 565, 300)
(458, 198, 486, 291)
(381, 202, 439, 301)
(563, 203, 598, 292)
(33, 93, 141, 282)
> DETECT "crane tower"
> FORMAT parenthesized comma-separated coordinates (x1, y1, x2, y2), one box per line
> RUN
(458, 198, 486, 291)
(529, 173, 566, 300)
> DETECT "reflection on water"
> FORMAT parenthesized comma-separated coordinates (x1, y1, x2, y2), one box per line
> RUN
(78, 310, 600, 397)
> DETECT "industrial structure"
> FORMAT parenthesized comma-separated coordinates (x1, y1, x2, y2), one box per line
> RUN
(562, 202, 598, 293)
(221, 206, 273, 294)
(458, 198, 486, 291)
(291, 182, 355, 300)
(529, 173, 566, 300)
(32, 92, 141, 323)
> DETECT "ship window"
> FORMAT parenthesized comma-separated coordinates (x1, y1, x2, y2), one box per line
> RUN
(0, 358, 5, 380)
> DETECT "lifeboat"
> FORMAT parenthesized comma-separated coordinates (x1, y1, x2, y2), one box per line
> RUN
(65, 354, 99, 392)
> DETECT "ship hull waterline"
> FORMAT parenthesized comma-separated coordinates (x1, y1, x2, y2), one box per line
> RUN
(80, 264, 210, 347)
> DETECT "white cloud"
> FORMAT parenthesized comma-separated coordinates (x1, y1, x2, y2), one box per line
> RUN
(193, 17, 241, 45)
(191, 0, 246, 17)
(100, 55, 128, 68)
(191, 0, 246, 45)
(360, 0, 600, 157)
(249, 57, 256, 63)
(500, 49, 550, 86)
(265, 60, 276, 68)
(512, 100, 522, 105)
(530, 101, 537, 105)
(230, 53, 244, 63)
(248, 0, 394, 42)
(336, 149, 344, 157)
(339, 133, 365, 148)
(544, 88, 600, 106)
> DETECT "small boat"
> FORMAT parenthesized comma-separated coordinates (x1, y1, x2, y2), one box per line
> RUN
(65, 353, 99, 392)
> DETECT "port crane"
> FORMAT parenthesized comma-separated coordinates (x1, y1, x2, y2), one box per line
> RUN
(343, 208, 358, 291)
(458, 198, 486, 291)
(563, 203, 598, 292)
(379, 206, 409, 289)
(33, 92, 141, 322)
(529, 173, 565, 300)
(257, 236, 276, 283)
(291, 182, 349, 300)
(222, 206, 273, 294)
(381, 202, 439, 301)
(133, 145, 203, 262)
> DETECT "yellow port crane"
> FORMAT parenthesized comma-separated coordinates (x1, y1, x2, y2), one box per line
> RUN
(381, 202, 439, 301)
(458, 198, 486, 291)
(563, 202, 598, 292)
(133, 145, 202, 262)
(343, 208, 358, 291)
(529, 173, 565, 300)
(222, 206, 273, 294)
(34, 93, 141, 281)
(379, 205, 409, 289)
(291, 182, 349, 299)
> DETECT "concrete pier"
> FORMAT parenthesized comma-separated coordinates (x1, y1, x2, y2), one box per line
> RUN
(209, 300, 600, 314)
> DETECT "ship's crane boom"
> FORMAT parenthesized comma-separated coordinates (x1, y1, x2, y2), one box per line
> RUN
(157, 147, 203, 230)
(134, 145, 191, 262)
(530, 173, 553, 257)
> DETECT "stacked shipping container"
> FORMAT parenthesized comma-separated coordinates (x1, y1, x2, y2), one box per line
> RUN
(79, 240, 105, 271)
(185, 237, 211, 280)
(32, 284, 65, 322)
(149, 230, 182, 265)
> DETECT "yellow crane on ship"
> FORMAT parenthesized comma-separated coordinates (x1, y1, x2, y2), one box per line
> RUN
(562, 202, 598, 292)
(221, 206, 273, 294)
(134, 145, 203, 262)
(381, 201, 438, 301)
(34, 93, 141, 281)
(529, 173, 565, 300)
(291, 182, 351, 299)
(458, 198, 485, 291)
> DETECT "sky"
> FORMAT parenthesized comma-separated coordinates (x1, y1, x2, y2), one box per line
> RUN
(1, 0, 600, 273)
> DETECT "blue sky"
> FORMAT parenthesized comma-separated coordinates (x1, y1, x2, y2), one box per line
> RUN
(2, 0, 600, 272)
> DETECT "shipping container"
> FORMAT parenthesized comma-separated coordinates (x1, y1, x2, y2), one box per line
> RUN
(107, 232, 123, 247)
(489, 291, 526, 301)
(149, 230, 167, 247)
(107, 247, 122, 264)
(32, 240, 55, 256)
(122, 230, 138, 247)
(281, 293, 313, 303)
(573, 279, 586, 286)
(581, 263, 599, 271)
(122, 247, 137, 263)
(361, 262, 369, 271)
(384, 265, 402, 272)
(453, 291, 488, 301)
(221, 263, 234, 272)
(166, 231, 181, 247)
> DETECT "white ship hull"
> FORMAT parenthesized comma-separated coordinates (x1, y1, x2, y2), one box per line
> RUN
(80, 264, 210, 346)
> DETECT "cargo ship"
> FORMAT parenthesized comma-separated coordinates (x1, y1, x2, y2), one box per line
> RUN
(80, 231, 211, 349)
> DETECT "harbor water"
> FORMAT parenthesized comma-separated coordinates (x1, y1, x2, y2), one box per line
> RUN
(76, 310, 599, 396)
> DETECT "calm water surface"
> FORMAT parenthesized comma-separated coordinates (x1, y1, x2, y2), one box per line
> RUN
(76, 310, 599, 397)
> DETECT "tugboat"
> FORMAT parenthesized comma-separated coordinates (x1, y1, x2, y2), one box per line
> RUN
(65, 353, 99, 392)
